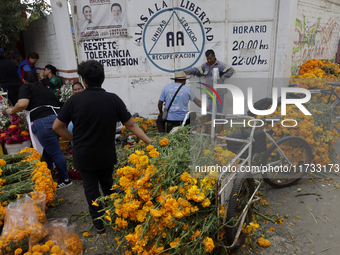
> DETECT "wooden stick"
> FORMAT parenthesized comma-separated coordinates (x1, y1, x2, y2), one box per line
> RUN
(295, 193, 321, 197)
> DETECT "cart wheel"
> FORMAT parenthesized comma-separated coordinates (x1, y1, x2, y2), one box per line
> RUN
(261, 136, 312, 188)
(225, 173, 254, 248)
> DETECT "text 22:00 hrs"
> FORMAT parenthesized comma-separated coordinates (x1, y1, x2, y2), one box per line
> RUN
(232, 55, 268, 66)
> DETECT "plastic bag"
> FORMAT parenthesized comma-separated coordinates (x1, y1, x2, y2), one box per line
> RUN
(45, 218, 83, 255)
(0, 195, 47, 255)
(64, 224, 83, 255)
(25, 191, 47, 225)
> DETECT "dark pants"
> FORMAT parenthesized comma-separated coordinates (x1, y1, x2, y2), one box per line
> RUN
(80, 166, 114, 230)
(166, 119, 190, 133)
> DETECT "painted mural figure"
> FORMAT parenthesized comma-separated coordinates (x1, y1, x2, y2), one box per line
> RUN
(185, 49, 234, 113)
(79, 5, 97, 33)
(106, 3, 127, 28)
(158, 71, 202, 133)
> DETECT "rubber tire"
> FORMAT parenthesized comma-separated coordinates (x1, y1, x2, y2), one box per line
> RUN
(225, 173, 255, 248)
(261, 136, 312, 188)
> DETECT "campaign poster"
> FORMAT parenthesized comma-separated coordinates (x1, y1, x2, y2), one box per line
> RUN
(77, 0, 128, 40)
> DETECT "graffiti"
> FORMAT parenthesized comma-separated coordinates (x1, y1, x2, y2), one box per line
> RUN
(292, 16, 340, 75)
(131, 77, 154, 87)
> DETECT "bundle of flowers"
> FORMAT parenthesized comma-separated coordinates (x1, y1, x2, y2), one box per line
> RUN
(0, 148, 57, 227)
(59, 80, 74, 103)
(271, 58, 340, 164)
(291, 58, 340, 104)
(257, 101, 338, 166)
(96, 127, 240, 254)
(0, 112, 29, 145)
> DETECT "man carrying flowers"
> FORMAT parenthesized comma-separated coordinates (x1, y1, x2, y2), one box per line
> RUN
(53, 60, 151, 234)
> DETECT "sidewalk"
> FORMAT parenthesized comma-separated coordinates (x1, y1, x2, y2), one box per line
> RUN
(237, 140, 340, 255)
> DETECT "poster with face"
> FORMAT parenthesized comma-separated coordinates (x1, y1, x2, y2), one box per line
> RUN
(77, 0, 128, 40)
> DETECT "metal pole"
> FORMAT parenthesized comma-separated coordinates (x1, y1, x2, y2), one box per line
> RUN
(211, 68, 218, 144)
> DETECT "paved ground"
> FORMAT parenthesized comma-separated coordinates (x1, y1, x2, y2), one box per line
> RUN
(47, 175, 340, 255)
(45, 140, 340, 255)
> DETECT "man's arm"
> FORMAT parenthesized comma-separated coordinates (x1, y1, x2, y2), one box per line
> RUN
(220, 64, 234, 79)
(124, 118, 151, 144)
(158, 100, 164, 115)
(53, 118, 74, 141)
(185, 64, 204, 76)
(192, 97, 210, 111)
(193, 97, 201, 107)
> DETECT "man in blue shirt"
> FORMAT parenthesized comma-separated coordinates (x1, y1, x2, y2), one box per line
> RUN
(158, 71, 202, 133)
(18, 52, 39, 83)
(185, 49, 234, 113)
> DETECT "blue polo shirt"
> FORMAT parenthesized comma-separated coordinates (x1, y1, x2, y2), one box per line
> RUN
(159, 82, 195, 121)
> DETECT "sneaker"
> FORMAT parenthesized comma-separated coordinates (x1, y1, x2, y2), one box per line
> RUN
(57, 179, 73, 189)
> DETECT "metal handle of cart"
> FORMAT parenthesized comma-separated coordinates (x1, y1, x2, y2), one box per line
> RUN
(214, 115, 264, 249)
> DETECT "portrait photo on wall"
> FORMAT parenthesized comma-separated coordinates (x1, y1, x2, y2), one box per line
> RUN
(106, 1, 127, 29)
(77, 0, 128, 40)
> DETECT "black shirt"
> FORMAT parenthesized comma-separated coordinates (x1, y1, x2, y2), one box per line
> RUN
(0, 58, 21, 86)
(18, 82, 60, 121)
(57, 87, 131, 171)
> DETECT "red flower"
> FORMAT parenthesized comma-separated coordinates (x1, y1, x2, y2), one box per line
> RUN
(0, 114, 30, 145)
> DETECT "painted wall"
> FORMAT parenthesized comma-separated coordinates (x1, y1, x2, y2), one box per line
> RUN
(22, 0, 339, 117)
(72, 0, 303, 117)
(23, 0, 78, 82)
(292, 0, 340, 75)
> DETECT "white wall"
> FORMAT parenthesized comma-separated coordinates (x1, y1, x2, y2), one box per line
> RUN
(68, 0, 340, 117)
(23, 0, 78, 82)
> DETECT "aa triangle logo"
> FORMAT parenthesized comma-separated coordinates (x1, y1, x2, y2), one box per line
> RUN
(147, 9, 201, 55)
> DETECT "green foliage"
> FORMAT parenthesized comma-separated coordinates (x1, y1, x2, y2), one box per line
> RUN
(0, 0, 51, 48)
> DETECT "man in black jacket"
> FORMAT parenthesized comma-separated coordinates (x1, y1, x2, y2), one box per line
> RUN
(0, 49, 22, 105)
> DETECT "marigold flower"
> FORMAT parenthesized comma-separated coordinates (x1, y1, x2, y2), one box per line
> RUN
(45, 240, 54, 247)
(191, 230, 201, 240)
(14, 248, 23, 255)
(149, 149, 160, 158)
(170, 237, 180, 247)
(202, 198, 211, 207)
(139, 155, 149, 165)
(159, 138, 169, 146)
(40, 244, 50, 253)
(0, 159, 6, 166)
(258, 237, 271, 247)
(92, 200, 99, 207)
(145, 145, 154, 151)
(203, 237, 215, 253)
(83, 232, 90, 237)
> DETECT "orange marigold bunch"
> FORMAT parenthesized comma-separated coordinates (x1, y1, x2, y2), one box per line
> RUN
(258, 237, 271, 247)
(159, 138, 169, 146)
(203, 237, 215, 253)
(65, 233, 83, 254)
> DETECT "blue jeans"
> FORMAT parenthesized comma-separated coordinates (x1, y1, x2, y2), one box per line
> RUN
(208, 95, 224, 114)
(31, 115, 69, 180)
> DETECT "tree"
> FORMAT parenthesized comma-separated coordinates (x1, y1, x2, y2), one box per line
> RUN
(0, 0, 51, 49)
